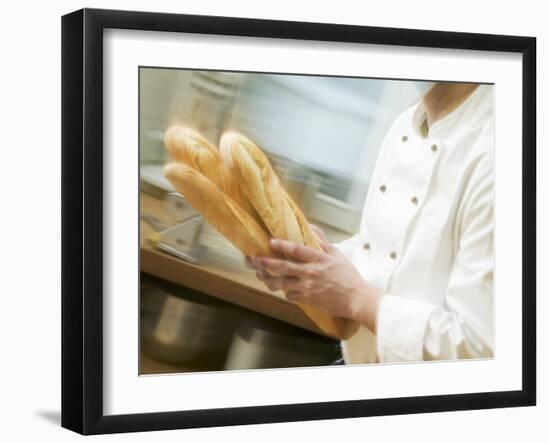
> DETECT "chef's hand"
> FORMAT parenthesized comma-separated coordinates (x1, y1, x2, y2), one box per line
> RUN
(245, 225, 382, 333)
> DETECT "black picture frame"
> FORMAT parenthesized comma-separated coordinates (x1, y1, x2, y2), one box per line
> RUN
(61, 8, 537, 435)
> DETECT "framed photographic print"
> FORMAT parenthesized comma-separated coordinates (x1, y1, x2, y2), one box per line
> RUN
(61, 8, 536, 435)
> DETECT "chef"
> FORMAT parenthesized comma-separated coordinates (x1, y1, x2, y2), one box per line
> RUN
(248, 82, 494, 364)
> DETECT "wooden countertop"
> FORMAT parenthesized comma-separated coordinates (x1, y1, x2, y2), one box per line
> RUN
(140, 192, 328, 337)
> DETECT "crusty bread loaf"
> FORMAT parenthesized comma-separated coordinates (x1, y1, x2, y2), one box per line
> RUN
(165, 126, 262, 227)
(220, 132, 307, 246)
(301, 305, 359, 340)
(164, 162, 272, 258)
(220, 131, 359, 340)
(164, 126, 226, 190)
(284, 193, 323, 251)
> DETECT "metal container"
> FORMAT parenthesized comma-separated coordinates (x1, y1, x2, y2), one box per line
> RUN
(140, 280, 240, 371)
(223, 317, 340, 370)
(140, 278, 341, 373)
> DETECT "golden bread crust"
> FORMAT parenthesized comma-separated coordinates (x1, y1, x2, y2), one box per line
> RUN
(164, 162, 272, 258)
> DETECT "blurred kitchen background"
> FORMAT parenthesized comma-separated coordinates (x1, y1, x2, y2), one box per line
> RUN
(139, 68, 432, 375)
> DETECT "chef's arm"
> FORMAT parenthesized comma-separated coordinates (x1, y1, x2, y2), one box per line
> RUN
(247, 228, 382, 331)
(376, 162, 494, 362)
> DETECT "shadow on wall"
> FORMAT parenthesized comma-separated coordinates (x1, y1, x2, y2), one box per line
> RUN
(35, 410, 60, 426)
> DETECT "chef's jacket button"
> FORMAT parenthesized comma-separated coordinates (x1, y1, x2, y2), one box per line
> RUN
(411, 196, 418, 205)
(431, 144, 438, 152)
(379, 185, 387, 193)
(389, 251, 397, 260)
(401, 135, 408, 142)
(363, 242, 370, 251)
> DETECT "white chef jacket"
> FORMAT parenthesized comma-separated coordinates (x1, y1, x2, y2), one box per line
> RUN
(337, 84, 494, 364)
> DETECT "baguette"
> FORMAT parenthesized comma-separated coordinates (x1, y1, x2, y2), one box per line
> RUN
(220, 131, 359, 340)
(164, 126, 225, 190)
(220, 132, 306, 245)
(164, 162, 272, 258)
(165, 126, 261, 227)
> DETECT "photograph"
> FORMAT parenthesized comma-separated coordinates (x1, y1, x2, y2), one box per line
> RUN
(59, 6, 536, 435)
(138, 68, 495, 374)
(0, 0, 544, 439)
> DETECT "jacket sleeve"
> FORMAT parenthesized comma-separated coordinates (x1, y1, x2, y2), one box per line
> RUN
(333, 234, 362, 260)
(377, 153, 494, 362)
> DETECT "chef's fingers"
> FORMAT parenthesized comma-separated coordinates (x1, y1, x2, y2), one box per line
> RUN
(309, 224, 327, 242)
(254, 256, 304, 277)
(255, 268, 286, 291)
(255, 268, 267, 280)
(285, 291, 305, 303)
(255, 269, 279, 291)
(309, 224, 336, 253)
(281, 277, 303, 292)
(269, 239, 324, 263)
(257, 272, 299, 293)
(244, 256, 258, 270)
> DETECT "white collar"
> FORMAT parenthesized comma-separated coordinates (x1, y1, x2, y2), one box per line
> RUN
(411, 84, 492, 139)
